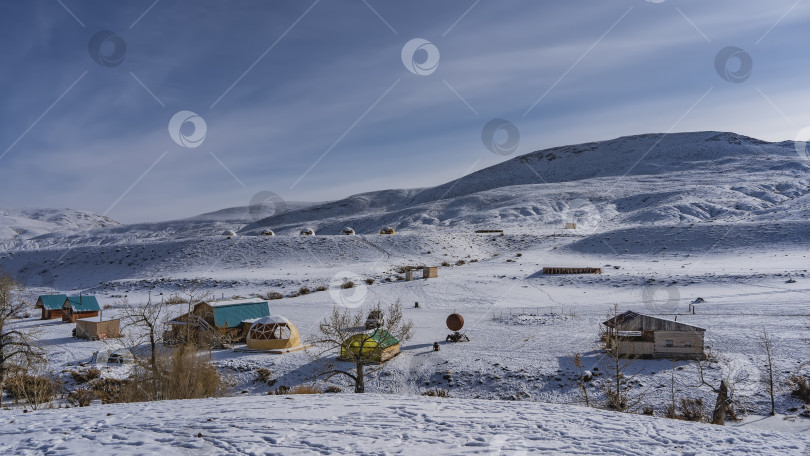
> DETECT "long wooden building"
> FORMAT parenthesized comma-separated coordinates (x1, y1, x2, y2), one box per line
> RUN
(602, 311, 705, 359)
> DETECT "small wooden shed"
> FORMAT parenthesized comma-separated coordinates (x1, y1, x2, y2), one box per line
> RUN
(602, 311, 705, 359)
(62, 296, 100, 323)
(423, 267, 438, 279)
(75, 316, 120, 340)
(35, 294, 67, 320)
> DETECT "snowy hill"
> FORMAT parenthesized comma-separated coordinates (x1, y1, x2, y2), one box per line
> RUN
(0, 208, 118, 241)
(240, 131, 810, 235)
(1, 394, 806, 455)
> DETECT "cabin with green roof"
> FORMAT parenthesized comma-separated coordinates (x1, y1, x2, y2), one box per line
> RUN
(62, 296, 100, 323)
(35, 294, 68, 320)
(339, 329, 401, 363)
(167, 299, 270, 347)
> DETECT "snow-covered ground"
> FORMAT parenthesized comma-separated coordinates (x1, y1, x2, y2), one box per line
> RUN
(1, 394, 807, 455)
(2, 132, 810, 453)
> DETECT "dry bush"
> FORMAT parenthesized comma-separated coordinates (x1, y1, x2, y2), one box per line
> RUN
(678, 398, 706, 422)
(90, 345, 224, 403)
(421, 388, 450, 398)
(299, 287, 311, 295)
(287, 292, 300, 298)
(324, 386, 342, 394)
(89, 378, 133, 404)
(256, 368, 274, 385)
(149, 345, 224, 400)
(315, 286, 328, 292)
(264, 292, 284, 300)
(788, 375, 810, 403)
(441, 261, 450, 267)
(164, 294, 187, 305)
(271, 385, 291, 395)
(67, 387, 95, 407)
(5, 372, 56, 408)
(287, 385, 322, 395)
(341, 281, 354, 289)
(642, 406, 655, 416)
(455, 260, 466, 266)
(365, 278, 375, 285)
(70, 368, 101, 384)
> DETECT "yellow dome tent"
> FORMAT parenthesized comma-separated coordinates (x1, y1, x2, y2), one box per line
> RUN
(246, 315, 302, 351)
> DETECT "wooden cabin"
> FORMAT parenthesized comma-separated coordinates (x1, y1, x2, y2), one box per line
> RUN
(423, 267, 438, 279)
(602, 311, 705, 359)
(75, 316, 120, 340)
(167, 299, 270, 346)
(35, 294, 67, 320)
(543, 267, 601, 275)
(62, 296, 100, 323)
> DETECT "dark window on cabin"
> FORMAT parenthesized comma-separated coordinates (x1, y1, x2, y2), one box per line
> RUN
(665, 340, 673, 347)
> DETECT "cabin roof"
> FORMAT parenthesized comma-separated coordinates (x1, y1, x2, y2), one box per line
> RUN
(64, 296, 100, 312)
(36, 294, 67, 310)
(603, 310, 705, 332)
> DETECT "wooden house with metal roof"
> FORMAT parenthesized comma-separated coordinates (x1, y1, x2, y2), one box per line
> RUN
(167, 299, 270, 347)
(35, 294, 67, 320)
(602, 311, 705, 359)
(61, 296, 100, 323)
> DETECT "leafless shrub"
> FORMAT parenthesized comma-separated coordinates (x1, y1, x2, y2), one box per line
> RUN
(299, 287, 311, 295)
(256, 368, 274, 386)
(341, 281, 354, 289)
(70, 368, 101, 384)
(67, 387, 95, 407)
(287, 385, 322, 394)
(787, 375, 810, 403)
(421, 388, 450, 398)
(164, 294, 187, 305)
(315, 286, 328, 292)
(5, 371, 56, 408)
(365, 278, 375, 285)
(324, 385, 342, 393)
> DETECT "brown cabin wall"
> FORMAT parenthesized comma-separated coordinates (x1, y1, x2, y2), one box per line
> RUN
(653, 330, 704, 355)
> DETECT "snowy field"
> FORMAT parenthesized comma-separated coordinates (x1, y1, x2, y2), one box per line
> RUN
(0, 394, 808, 455)
(2, 132, 810, 453)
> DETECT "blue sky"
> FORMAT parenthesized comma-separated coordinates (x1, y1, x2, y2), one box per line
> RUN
(1, 0, 809, 222)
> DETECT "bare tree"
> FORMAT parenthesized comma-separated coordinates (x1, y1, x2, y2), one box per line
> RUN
(573, 353, 590, 407)
(691, 348, 749, 425)
(120, 293, 169, 396)
(599, 304, 646, 412)
(311, 301, 412, 393)
(173, 280, 212, 346)
(758, 327, 777, 416)
(0, 271, 44, 406)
